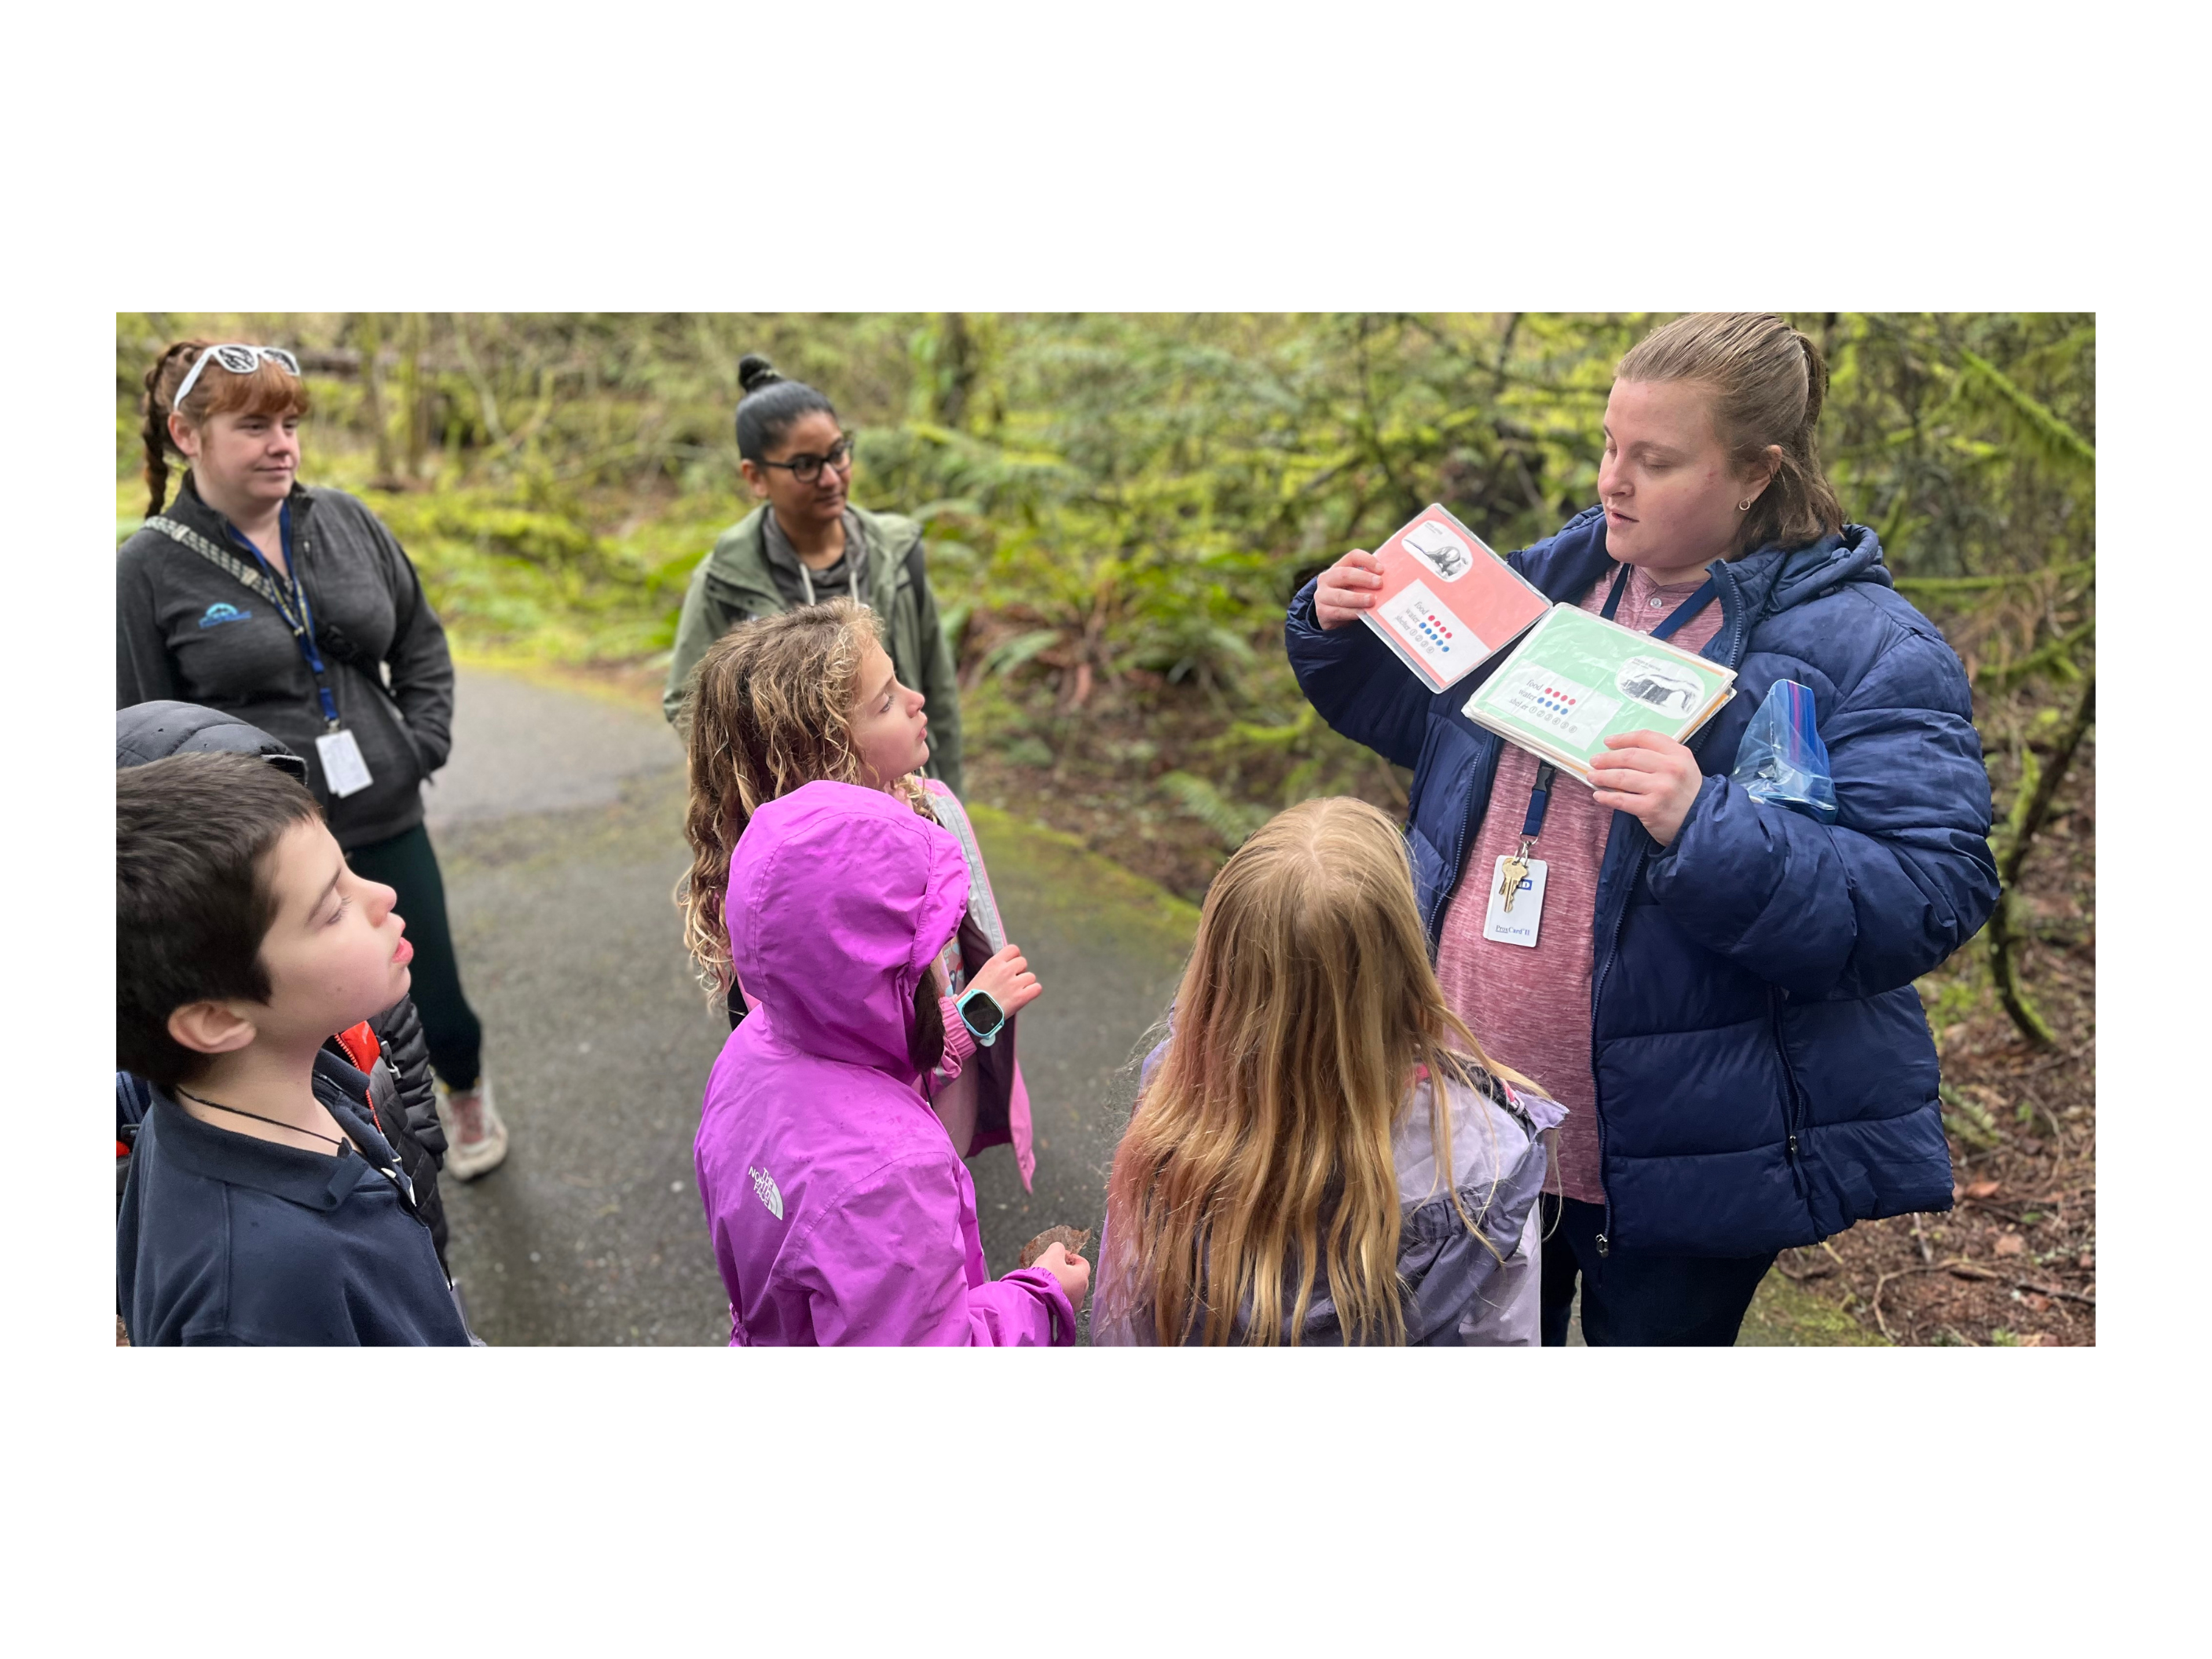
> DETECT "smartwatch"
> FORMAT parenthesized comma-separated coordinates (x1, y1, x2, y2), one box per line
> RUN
(956, 987, 1007, 1047)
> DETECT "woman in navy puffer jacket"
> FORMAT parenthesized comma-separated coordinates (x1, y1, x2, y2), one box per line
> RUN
(1287, 314, 2000, 1346)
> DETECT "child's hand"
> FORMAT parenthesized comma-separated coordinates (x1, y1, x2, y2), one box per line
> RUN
(1031, 1242, 1090, 1309)
(967, 943, 1041, 1019)
(1313, 548, 1384, 629)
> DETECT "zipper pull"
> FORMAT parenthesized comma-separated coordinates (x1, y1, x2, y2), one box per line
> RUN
(1788, 1133, 1800, 1159)
(1595, 1232, 1610, 1258)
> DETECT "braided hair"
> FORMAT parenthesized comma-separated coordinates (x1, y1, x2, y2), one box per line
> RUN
(138, 340, 207, 518)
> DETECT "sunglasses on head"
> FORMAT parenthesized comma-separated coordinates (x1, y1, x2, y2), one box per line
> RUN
(174, 344, 302, 408)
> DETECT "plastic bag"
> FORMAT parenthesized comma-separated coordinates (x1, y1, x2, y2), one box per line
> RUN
(1729, 679, 1838, 825)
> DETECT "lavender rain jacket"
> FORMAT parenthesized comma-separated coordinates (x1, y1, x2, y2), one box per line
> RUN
(694, 781, 1075, 1346)
(1091, 1058, 1565, 1346)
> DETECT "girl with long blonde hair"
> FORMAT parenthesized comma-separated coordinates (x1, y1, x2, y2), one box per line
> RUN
(1093, 797, 1562, 1346)
(676, 599, 1044, 1189)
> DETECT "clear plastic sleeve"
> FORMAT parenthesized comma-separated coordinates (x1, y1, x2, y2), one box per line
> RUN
(1728, 678, 1838, 825)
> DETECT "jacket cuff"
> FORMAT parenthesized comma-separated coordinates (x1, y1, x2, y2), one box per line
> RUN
(939, 994, 975, 1071)
(1003, 1265, 1079, 1346)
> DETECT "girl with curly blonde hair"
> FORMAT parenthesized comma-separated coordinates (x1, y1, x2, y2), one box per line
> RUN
(677, 599, 1042, 1187)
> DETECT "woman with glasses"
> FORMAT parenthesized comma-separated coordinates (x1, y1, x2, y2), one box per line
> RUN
(117, 339, 511, 1181)
(661, 353, 965, 802)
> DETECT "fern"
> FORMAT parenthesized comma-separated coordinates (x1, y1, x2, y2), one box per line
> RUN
(1159, 771, 1273, 850)
(1939, 1083, 2004, 1152)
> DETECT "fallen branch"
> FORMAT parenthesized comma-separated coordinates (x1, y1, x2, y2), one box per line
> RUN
(2013, 1039, 2094, 1080)
(2011, 1280, 2097, 1308)
(1774, 1253, 1836, 1284)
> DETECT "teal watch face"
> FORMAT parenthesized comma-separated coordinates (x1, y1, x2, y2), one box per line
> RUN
(960, 989, 1005, 1038)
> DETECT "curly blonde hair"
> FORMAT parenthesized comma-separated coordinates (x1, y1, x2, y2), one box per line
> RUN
(676, 599, 930, 997)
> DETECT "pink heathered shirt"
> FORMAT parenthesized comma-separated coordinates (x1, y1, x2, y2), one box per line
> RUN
(1434, 562, 1725, 1205)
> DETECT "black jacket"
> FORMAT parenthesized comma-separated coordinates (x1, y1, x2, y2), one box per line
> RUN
(349, 1010, 449, 1269)
(117, 1053, 471, 1346)
(115, 477, 456, 850)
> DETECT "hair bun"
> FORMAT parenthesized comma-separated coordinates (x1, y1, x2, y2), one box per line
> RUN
(737, 353, 783, 395)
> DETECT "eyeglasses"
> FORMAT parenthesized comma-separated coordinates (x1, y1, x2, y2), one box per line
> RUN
(174, 344, 302, 408)
(756, 436, 855, 483)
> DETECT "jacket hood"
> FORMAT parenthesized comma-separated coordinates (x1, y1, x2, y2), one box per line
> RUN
(1733, 522, 1891, 618)
(705, 501, 925, 610)
(727, 779, 969, 1075)
(115, 701, 309, 779)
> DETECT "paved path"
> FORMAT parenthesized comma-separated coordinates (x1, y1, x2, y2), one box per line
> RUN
(425, 665, 1193, 1346)
(423, 665, 1855, 1347)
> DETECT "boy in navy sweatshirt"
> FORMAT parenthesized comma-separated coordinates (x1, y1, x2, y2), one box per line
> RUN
(116, 752, 472, 1345)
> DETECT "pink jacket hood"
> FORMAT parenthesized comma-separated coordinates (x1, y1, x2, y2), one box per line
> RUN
(698, 780, 1070, 1346)
(727, 780, 969, 1077)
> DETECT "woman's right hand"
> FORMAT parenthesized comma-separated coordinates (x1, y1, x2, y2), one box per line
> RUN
(1313, 548, 1385, 629)
(1031, 1242, 1090, 1309)
(966, 943, 1042, 1019)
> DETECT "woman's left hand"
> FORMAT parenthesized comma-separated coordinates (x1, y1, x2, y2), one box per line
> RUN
(1588, 730, 1706, 847)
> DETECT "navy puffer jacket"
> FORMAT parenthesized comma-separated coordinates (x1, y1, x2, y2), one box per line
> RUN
(1287, 507, 2000, 1256)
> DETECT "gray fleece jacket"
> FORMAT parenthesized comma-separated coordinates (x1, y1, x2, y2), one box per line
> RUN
(115, 477, 455, 850)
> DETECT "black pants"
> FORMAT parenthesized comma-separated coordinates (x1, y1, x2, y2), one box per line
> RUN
(347, 822, 483, 1092)
(1539, 1195, 1776, 1346)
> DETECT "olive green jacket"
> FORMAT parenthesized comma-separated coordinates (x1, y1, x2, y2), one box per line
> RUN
(661, 502, 964, 799)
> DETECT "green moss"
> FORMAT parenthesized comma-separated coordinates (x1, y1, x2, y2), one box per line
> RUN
(967, 802, 1200, 969)
(1736, 1269, 1889, 1346)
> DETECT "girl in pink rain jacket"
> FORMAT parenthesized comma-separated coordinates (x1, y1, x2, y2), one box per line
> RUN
(694, 780, 1081, 1346)
(676, 599, 1041, 1192)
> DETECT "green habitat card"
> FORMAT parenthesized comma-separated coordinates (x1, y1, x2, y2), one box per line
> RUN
(1459, 603, 1737, 777)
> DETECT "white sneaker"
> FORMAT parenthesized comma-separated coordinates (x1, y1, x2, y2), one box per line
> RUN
(436, 1075, 511, 1181)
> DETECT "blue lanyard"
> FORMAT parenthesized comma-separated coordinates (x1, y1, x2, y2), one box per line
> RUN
(1518, 563, 1720, 847)
(1601, 560, 1719, 637)
(224, 504, 340, 728)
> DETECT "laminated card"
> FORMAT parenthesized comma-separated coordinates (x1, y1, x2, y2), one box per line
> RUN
(1458, 603, 1738, 782)
(1357, 504, 1551, 694)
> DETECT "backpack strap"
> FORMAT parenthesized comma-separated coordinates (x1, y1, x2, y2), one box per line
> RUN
(921, 785, 1003, 951)
(146, 515, 283, 608)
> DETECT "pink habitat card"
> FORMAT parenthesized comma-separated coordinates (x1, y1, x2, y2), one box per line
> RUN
(1357, 504, 1551, 694)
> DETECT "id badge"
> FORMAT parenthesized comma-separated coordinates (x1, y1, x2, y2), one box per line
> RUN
(315, 727, 375, 798)
(1481, 855, 1547, 948)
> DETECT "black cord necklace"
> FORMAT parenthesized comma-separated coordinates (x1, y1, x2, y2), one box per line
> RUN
(175, 1087, 347, 1152)
(174, 1085, 430, 1228)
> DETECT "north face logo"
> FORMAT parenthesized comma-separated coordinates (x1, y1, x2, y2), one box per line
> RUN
(197, 602, 253, 629)
(749, 1166, 784, 1221)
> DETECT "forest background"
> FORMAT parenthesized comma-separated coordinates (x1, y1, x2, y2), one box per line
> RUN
(114, 312, 2097, 1345)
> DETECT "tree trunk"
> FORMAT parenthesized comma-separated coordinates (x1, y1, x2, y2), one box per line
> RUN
(351, 313, 398, 485)
(1987, 672, 2095, 1046)
(933, 313, 975, 428)
(399, 313, 430, 482)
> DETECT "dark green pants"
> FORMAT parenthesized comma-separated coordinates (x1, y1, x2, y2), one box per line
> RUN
(347, 822, 483, 1092)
